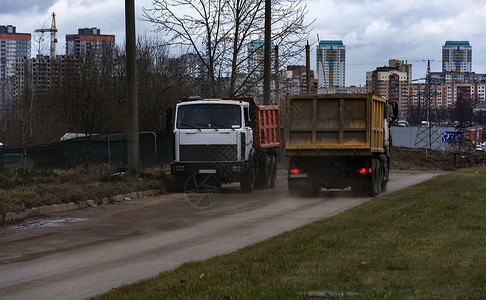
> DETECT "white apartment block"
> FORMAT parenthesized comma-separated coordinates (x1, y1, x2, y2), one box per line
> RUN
(366, 67, 409, 119)
(316, 40, 345, 90)
(442, 41, 472, 73)
(248, 39, 276, 77)
(0, 25, 31, 79)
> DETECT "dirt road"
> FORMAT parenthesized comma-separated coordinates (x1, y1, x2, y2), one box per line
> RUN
(0, 170, 445, 300)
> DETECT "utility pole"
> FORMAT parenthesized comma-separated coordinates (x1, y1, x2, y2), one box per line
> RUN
(414, 60, 443, 159)
(125, 0, 140, 174)
(305, 41, 311, 94)
(263, 0, 271, 105)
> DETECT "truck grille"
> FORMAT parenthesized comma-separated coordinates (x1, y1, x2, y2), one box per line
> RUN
(180, 144, 237, 162)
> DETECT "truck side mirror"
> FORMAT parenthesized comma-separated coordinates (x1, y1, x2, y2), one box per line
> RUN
(390, 102, 399, 123)
(166, 107, 173, 130)
(249, 106, 256, 128)
(392, 102, 399, 118)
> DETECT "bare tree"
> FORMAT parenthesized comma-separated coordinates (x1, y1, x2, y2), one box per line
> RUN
(136, 35, 201, 130)
(142, 0, 312, 98)
(32, 19, 50, 56)
(60, 45, 120, 166)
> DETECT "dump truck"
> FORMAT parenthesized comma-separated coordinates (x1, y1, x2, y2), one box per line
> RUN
(285, 93, 398, 197)
(170, 96, 280, 192)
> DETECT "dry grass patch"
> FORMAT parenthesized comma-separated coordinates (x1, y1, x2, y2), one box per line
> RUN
(0, 165, 172, 214)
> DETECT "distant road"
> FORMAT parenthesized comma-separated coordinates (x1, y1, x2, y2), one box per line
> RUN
(390, 126, 456, 149)
(0, 170, 446, 300)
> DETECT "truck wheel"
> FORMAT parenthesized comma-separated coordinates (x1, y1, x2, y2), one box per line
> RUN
(175, 174, 187, 192)
(381, 160, 389, 192)
(269, 156, 277, 188)
(375, 162, 382, 196)
(381, 180, 388, 193)
(312, 184, 321, 196)
(256, 154, 270, 189)
(351, 185, 363, 196)
(371, 159, 382, 196)
(364, 159, 382, 197)
(240, 166, 255, 192)
(288, 178, 299, 197)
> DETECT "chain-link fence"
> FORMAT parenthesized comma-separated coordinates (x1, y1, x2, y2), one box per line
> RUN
(0, 131, 173, 170)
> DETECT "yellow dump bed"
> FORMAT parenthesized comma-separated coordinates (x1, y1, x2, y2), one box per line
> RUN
(284, 93, 386, 156)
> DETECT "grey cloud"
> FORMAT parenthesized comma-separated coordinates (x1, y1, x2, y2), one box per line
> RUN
(1, 0, 57, 15)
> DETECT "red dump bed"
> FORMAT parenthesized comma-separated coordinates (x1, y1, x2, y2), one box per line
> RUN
(226, 97, 280, 149)
(254, 104, 280, 149)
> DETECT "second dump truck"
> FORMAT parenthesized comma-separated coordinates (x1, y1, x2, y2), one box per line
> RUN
(285, 93, 398, 197)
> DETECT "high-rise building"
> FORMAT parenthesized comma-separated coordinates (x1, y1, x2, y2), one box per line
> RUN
(66, 28, 115, 56)
(316, 40, 345, 90)
(248, 39, 276, 77)
(285, 65, 315, 94)
(15, 54, 80, 96)
(0, 25, 31, 79)
(388, 59, 412, 84)
(366, 64, 410, 119)
(442, 41, 472, 73)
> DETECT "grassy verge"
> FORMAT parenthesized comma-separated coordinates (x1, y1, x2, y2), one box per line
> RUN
(2, 146, 483, 215)
(94, 167, 486, 299)
(0, 165, 172, 214)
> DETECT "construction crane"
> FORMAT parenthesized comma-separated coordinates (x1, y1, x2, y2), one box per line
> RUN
(35, 12, 58, 60)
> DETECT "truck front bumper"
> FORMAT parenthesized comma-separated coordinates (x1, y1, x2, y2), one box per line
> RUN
(171, 161, 251, 184)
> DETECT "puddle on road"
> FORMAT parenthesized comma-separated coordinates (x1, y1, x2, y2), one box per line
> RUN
(2, 217, 88, 233)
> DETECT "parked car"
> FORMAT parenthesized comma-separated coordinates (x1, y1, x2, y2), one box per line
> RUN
(397, 120, 409, 127)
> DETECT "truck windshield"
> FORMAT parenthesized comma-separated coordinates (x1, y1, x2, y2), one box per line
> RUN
(177, 104, 241, 129)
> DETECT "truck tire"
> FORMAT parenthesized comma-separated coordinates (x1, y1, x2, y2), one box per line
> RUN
(175, 174, 187, 192)
(269, 155, 277, 188)
(256, 154, 270, 189)
(288, 178, 299, 197)
(312, 184, 321, 196)
(374, 162, 382, 196)
(381, 180, 388, 193)
(361, 159, 382, 197)
(240, 166, 255, 192)
(381, 158, 389, 193)
(366, 159, 382, 197)
(351, 185, 363, 196)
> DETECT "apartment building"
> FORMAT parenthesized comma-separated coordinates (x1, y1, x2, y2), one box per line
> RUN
(66, 28, 115, 57)
(284, 65, 315, 94)
(316, 40, 345, 90)
(366, 66, 410, 118)
(0, 25, 31, 79)
(248, 39, 276, 77)
(442, 41, 472, 73)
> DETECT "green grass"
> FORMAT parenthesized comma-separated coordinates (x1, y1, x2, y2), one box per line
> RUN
(93, 167, 486, 299)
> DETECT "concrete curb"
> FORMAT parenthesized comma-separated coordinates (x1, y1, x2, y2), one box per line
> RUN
(1, 189, 161, 223)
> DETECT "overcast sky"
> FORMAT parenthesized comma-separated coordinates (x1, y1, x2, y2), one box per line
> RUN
(2, 0, 485, 86)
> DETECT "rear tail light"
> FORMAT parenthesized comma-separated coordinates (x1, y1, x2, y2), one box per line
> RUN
(289, 168, 300, 174)
(356, 168, 372, 174)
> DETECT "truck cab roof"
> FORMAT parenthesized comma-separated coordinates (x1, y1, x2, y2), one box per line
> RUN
(178, 98, 250, 107)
